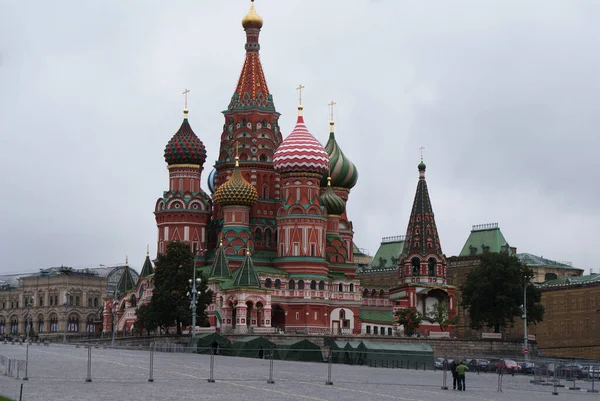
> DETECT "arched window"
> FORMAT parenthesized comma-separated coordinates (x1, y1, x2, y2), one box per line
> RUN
(428, 258, 436, 276)
(0, 319, 5, 334)
(349, 283, 354, 292)
(338, 283, 344, 292)
(86, 317, 95, 333)
(363, 289, 369, 298)
(288, 280, 295, 290)
(11, 318, 18, 334)
(310, 280, 316, 290)
(371, 289, 377, 298)
(94, 298, 98, 308)
(38, 316, 44, 333)
(265, 278, 272, 288)
(318, 280, 325, 291)
(265, 229, 271, 248)
(274, 279, 281, 289)
(50, 317, 59, 332)
(298, 280, 305, 290)
(411, 257, 420, 275)
(130, 294, 137, 308)
(379, 289, 385, 298)
(68, 317, 79, 332)
(75, 296, 80, 306)
(340, 309, 346, 320)
(255, 229, 262, 242)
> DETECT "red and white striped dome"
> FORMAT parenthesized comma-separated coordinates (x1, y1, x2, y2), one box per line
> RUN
(273, 112, 329, 175)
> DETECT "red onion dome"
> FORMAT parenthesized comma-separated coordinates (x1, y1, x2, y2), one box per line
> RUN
(164, 110, 207, 166)
(273, 108, 329, 175)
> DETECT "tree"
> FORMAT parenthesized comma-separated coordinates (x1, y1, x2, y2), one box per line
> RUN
(427, 300, 458, 332)
(395, 308, 423, 336)
(134, 303, 159, 336)
(149, 241, 212, 335)
(461, 251, 544, 333)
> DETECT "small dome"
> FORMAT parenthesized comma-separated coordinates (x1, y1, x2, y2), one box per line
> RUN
(320, 178, 346, 216)
(207, 168, 217, 194)
(213, 158, 258, 207)
(164, 111, 207, 166)
(242, 0, 263, 30)
(273, 111, 329, 175)
(418, 160, 426, 171)
(321, 128, 358, 189)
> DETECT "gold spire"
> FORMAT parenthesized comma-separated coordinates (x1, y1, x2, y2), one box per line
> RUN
(183, 88, 190, 118)
(327, 176, 332, 187)
(328, 101, 336, 133)
(297, 84, 305, 116)
(235, 142, 240, 166)
(219, 232, 223, 247)
(242, 0, 263, 30)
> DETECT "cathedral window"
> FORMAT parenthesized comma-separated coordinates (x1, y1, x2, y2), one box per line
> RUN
(374, 326, 378, 335)
(428, 258, 436, 276)
(289, 280, 295, 290)
(179, 178, 183, 191)
(371, 289, 377, 298)
(296, 188, 300, 202)
(338, 283, 344, 292)
(388, 327, 393, 336)
(265, 278, 272, 288)
(411, 257, 420, 275)
(75, 296, 80, 307)
(366, 325, 371, 334)
(363, 289, 369, 298)
(310, 280, 316, 290)
(379, 289, 385, 298)
(265, 230, 271, 247)
(310, 244, 316, 256)
(262, 185, 269, 199)
(274, 279, 281, 289)
(427, 242, 432, 248)
(319, 281, 325, 291)
(298, 280, 305, 290)
(349, 283, 354, 292)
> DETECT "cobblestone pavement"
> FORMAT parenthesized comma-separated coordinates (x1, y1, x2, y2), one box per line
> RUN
(0, 343, 597, 400)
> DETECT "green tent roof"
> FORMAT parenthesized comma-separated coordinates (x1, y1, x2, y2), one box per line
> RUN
(209, 243, 232, 279)
(232, 252, 261, 288)
(359, 310, 395, 324)
(140, 254, 154, 278)
(370, 237, 404, 270)
(517, 253, 581, 270)
(459, 223, 509, 256)
(538, 274, 600, 288)
(116, 266, 137, 297)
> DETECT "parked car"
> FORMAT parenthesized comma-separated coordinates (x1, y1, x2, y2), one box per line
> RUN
(556, 364, 584, 379)
(468, 359, 490, 372)
(434, 358, 445, 370)
(582, 366, 600, 380)
(496, 359, 520, 374)
(520, 362, 536, 375)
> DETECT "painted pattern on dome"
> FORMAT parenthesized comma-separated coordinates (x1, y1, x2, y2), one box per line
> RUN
(273, 116, 329, 175)
(164, 119, 207, 166)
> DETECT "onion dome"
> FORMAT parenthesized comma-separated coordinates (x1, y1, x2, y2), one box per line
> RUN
(207, 168, 217, 195)
(164, 109, 207, 166)
(321, 120, 358, 189)
(418, 160, 426, 171)
(242, 0, 263, 30)
(273, 107, 329, 175)
(320, 177, 346, 216)
(213, 156, 258, 207)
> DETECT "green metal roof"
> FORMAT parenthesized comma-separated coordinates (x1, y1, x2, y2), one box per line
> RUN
(517, 253, 582, 270)
(209, 244, 232, 279)
(459, 223, 509, 256)
(116, 266, 137, 297)
(232, 253, 261, 288)
(288, 274, 328, 279)
(370, 237, 404, 270)
(140, 255, 154, 278)
(254, 265, 287, 276)
(359, 309, 394, 324)
(538, 274, 600, 288)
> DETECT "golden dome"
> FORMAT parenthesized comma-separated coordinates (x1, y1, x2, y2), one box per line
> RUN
(213, 157, 258, 207)
(242, 0, 263, 30)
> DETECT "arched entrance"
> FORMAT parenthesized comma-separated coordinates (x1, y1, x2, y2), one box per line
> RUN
(271, 305, 285, 330)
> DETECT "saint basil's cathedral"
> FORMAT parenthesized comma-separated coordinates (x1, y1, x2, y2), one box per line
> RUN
(103, 1, 456, 337)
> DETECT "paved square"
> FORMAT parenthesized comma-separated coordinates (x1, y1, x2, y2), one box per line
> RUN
(0, 343, 597, 400)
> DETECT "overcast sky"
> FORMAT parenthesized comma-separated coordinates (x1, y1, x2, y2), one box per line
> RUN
(1, 0, 598, 275)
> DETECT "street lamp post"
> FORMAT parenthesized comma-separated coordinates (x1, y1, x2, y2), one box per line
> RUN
(111, 299, 120, 347)
(63, 291, 70, 344)
(522, 278, 528, 362)
(25, 296, 32, 343)
(187, 248, 205, 343)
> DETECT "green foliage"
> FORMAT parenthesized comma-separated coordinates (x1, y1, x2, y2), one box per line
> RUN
(394, 308, 423, 336)
(149, 241, 213, 335)
(427, 300, 458, 332)
(134, 303, 159, 335)
(461, 251, 544, 333)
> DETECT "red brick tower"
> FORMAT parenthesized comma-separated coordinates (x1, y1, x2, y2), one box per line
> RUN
(210, 0, 282, 253)
(154, 107, 212, 255)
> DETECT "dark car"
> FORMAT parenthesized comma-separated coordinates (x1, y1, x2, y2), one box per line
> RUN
(520, 362, 536, 375)
(468, 359, 490, 372)
(557, 364, 584, 379)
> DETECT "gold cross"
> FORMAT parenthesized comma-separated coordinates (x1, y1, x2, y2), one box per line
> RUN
(183, 89, 190, 109)
(419, 146, 425, 161)
(296, 84, 305, 106)
(328, 101, 336, 121)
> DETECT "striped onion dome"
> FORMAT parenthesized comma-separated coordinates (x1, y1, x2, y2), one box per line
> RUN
(207, 168, 217, 194)
(164, 110, 207, 167)
(320, 177, 346, 216)
(213, 157, 258, 207)
(273, 108, 329, 175)
(320, 123, 358, 189)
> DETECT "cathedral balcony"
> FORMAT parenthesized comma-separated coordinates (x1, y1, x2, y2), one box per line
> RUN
(361, 299, 393, 307)
(269, 289, 361, 302)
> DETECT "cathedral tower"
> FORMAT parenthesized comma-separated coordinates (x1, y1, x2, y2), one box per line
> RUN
(209, 0, 282, 253)
(154, 107, 212, 255)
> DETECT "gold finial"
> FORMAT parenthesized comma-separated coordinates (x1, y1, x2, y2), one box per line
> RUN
(235, 142, 240, 166)
(246, 248, 251, 257)
(219, 232, 223, 247)
(419, 146, 425, 161)
(297, 84, 305, 116)
(146, 245, 149, 256)
(125, 255, 129, 266)
(327, 176, 332, 187)
(183, 89, 190, 118)
(242, 0, 263, 30)
(328, 101, 336, 133)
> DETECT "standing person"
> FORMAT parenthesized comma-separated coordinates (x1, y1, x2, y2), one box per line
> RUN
(456, 360, 469, 391)
(449, 359, 458, 390)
